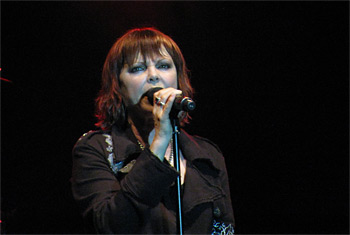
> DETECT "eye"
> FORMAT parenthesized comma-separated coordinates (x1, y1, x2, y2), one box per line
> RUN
(157, 63, 172, 70)
(129, 65, 146, 73)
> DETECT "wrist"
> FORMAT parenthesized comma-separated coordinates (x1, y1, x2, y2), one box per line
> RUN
(149, 136, 170, 161)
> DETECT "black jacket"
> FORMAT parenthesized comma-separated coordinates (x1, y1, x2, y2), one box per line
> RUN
(71, 125, 235, 234)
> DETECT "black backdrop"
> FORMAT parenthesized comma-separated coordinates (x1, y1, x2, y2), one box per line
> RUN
(1, 1, 349, 234)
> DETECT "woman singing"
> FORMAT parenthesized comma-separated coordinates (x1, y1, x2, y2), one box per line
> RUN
(71, 27, 235, 234)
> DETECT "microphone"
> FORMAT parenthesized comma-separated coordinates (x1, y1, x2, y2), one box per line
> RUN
(143, 87, 196, 113)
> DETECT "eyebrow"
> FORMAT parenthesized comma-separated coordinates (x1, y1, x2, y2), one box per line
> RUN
(133, 57, 172, 65)
(157, 58, 172, 63)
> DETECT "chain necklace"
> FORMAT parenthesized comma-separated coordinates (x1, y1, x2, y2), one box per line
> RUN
(169, 138, 174, 167)
(136, 140, 145, 151)
(137, 138, 174, 167)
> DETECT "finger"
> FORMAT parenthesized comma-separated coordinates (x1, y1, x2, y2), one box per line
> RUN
(177, 110, 186, 120)
(152, 94, 173, 123)
(154, 92, 165, 106)
(162, 93, 177, 114)
(154, 88, 181, 106)
(154, 96, 164, 106)
(156, 93, 175, 113)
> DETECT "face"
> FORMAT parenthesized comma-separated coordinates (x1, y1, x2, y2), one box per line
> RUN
(119, 47, 178, 106)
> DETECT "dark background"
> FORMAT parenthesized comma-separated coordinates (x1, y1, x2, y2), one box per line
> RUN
(1, 1, 348, 234)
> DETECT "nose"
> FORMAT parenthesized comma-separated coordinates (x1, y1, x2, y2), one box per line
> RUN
(148, 75, 159, 83)
(147, 67, 159, 84)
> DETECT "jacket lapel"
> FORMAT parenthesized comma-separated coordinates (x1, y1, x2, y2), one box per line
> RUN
(111, 125, 141, 162)
(179, 130, 225, 214)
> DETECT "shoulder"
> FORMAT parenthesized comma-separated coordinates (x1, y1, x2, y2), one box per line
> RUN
(181, 130, 223, 156)
(180, 130, 226, 169)
(72, 129, 117, 168)
(192, 135, 223, 155)
(73, 129, 110, 151)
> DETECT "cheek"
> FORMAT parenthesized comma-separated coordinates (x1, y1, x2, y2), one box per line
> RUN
(173, 71, 179, 88)
(123, 87, 140, 106)
(166, 69, 178, 88)
(120, 77, 146, 105)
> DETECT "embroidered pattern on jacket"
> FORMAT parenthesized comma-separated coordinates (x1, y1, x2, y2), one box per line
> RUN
(103, 134, 123, 175)
(212, 220, 234, 235)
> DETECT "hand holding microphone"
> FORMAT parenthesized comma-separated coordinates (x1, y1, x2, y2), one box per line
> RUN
(141, 87, 195, 161)
(143, 87, 196, 119)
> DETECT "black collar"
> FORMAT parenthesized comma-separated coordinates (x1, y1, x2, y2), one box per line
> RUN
(111, 125, 141, 162)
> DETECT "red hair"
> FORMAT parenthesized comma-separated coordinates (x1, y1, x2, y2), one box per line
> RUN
(95, 27, 194, 130)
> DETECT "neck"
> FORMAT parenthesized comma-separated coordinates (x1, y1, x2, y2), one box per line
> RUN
(127, 107, 154, 146)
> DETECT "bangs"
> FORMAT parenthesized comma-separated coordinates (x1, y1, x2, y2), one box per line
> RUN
(121, 31, 175, 67)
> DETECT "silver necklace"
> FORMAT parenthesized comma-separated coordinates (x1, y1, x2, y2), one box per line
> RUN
(169, 138, 174, 167)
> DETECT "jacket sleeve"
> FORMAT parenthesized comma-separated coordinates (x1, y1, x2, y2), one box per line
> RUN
(71, 134, 178, 234)
(219, 156, 235, 228)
